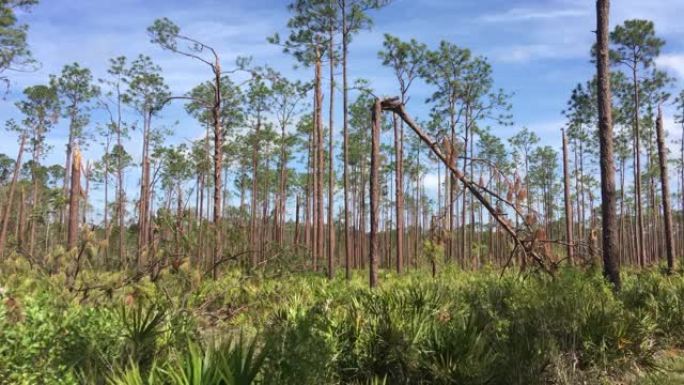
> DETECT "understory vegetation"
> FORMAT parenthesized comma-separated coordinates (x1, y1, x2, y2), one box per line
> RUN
(3, 261, 684, 384)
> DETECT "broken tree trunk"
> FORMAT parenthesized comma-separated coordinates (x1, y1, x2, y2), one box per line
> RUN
(67, 148, 82, 251)
(372, 97, 549, 273)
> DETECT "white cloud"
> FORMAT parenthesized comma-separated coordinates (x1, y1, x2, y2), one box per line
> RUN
(657, 54, 684, 80)
(423, 173, 441, 192)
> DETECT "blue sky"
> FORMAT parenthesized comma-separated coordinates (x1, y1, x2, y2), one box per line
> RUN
(2, 0, 684, 219)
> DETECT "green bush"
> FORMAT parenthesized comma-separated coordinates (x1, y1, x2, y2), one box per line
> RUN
(2, 265, 684, 384)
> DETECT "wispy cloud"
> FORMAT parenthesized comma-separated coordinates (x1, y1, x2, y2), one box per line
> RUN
(479, 7, 587, 23)
(489, 44, 582, 63)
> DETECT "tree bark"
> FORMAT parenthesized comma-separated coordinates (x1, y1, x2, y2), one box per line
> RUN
(632, 67, 646, 267)
(656, 106, 675, 273)
(596, 0, 621, 289)
(137, 111, 151, 269)
(327, 24, 336, 279)
(341, 0, 352, 280)
(250, 114, 261, 267)
(315, 50, 324, 272)
(393, 113, 404, 273)
(369, 99, 381, 288)
(212, 65, 223, 279)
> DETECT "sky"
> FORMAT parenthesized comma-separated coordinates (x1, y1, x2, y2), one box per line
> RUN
(2, 0, 684, 220)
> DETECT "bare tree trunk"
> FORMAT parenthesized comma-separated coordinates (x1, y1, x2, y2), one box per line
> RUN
(562, 128, 575, 264)
(137, 112, 152, 269)
(619, 156, 626, 264)
(656, 106, 675, 273)
(0, 135, 26, 257)
(315, 51, 324, 272)
(67, 149, 82, 250)
(393, 113, 404, 273)
(61, 111, 77, 242)
(29, 141, 40, 258)
(261, 158, 270, 260)
(277, 121, 287, 246)
(461, 114, 470, 267)
(632, 67, 645, 267)
(117, 140, 125, 267)
(212, 65, 223, 279)
(327, 26, 336, 279)
(414, 146, 421, 269)
(369, 99, 381, 288)
(250, 114, 261, 267)
(294, 194, 301, 245)
(17, 186, 25, 252)
(341, 0, 352, 280)
(596, 0, 621, 289)
(681, 121, 684, 258)
(305, 126, 312, 251)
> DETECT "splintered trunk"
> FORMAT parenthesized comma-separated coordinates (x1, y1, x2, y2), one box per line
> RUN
(0, 135, 26, 257)
(656, 107, 675, 273)
(67, 149, 82, 250)
(393, 113, 405, 274)
(562, 129, 575, 264)
(61, 113, 76, 241)
(596, 0, 621, 289)
(369, 99, 381, 288)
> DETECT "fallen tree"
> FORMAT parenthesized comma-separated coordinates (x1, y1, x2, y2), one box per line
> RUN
(369, 97, 554, 286)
